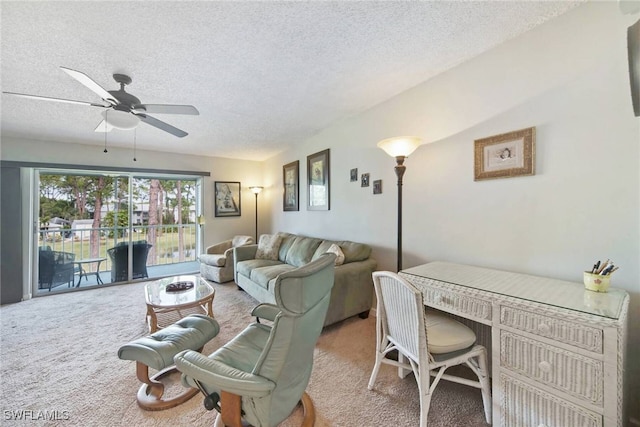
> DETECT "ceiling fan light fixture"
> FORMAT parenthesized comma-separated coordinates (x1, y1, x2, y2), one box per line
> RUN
(102, 109, 140, 130)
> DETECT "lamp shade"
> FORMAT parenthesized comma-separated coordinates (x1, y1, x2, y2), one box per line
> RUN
(102, 109, 140, 130)
(250, 186, 264, 194)
(377, 136, 422, 158)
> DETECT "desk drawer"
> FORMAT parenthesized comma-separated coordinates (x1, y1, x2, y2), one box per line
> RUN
(500, 305, 603, 353)
(422, 285, 492, 322)
(500, 331, 603, 406)
(500, 373, 602, 427)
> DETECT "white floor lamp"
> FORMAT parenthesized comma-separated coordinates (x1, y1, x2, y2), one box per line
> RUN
(377, 136, 422, 272)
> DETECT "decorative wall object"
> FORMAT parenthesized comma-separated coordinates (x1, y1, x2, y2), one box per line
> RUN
(283, 161, 299, 211)
(373, 179, 382, 194)
(474, 127, 536, 181)
(307, 149, 330, 210)
(350, 168, 358, 182)
(361, 173, 370, 187)
(214, 181, 241, 217)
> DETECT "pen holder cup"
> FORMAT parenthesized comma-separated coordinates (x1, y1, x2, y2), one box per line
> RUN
(583, 271, 611, 293)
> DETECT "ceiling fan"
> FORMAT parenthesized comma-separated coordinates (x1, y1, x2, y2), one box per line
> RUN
(2, 66, 199, 137)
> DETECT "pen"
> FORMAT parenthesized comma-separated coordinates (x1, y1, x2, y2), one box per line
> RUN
(596, 259, 609, 274)
(591, 261, 600, 274)
(600, 264, 614, 275)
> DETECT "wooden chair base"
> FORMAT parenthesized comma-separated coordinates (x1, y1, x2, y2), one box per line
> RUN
(135, 362, 198, 411)
(212, 391, 315, 427)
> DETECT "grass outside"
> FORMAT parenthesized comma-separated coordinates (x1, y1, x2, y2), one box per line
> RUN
(39, 226, 197, 273)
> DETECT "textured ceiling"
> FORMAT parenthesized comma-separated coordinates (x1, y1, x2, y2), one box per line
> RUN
(1, 1, 582, 161)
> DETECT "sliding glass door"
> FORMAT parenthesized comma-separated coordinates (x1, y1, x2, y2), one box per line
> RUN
(34, 169, 202, 295)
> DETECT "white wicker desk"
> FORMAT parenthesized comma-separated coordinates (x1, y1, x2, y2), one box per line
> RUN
(400, 261, 629, 427)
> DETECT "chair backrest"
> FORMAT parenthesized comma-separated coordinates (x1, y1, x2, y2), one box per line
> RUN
(231, 235, 254, 247)
(107, 242, 152, 282)
(372, 271, 428, 364)
(254, 253, 336, 425)
(38, 248, 55, 285)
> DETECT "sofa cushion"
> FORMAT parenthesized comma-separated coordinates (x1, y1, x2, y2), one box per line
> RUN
(335, 241, 371, 263)
(237, 259, 283, 278)
(285, 237, 322, 268)
(256, 234, 283, 261)
(199, 254, 226, 267)
(277, 232, 297, 262)
(250, 264, 296, 289)
(325, 243, 345, 266)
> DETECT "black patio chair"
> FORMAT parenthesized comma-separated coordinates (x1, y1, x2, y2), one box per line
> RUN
(107, 241, 152, 283)
(38, 247, 75, 291)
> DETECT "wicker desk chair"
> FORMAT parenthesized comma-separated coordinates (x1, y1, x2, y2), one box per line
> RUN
(368, 271, 492, 427)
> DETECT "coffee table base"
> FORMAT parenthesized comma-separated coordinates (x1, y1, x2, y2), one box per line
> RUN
(146, 299, 214, 333)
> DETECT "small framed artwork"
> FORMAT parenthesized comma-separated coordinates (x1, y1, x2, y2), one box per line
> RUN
(283, 160, 299, 211)
(214, 181, 241, 217)
(361, 173, 370, 187)
(350, 168, 358, 182)
(373, 179, 382, 194)
(474, 127, 536, 181)
(307, 149, 330, 210)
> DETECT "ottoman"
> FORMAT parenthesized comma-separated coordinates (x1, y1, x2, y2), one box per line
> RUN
(118, 314, 220, 410)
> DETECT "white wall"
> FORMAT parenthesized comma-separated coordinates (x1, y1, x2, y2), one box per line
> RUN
(263, 2, 640, 418)
(0, 137, 263, 247)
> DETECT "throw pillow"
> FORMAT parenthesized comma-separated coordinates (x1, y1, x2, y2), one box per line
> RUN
(256, 234, 283, 261)
(325, 243, 345, 266)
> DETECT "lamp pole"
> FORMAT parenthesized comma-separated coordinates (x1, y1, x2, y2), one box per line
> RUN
(377, 136, 422, 273)
(249, 187, 263, 242)
(394, 156, 407, 273)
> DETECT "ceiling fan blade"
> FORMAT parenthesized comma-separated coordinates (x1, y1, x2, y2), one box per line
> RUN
(134, 104, 199, 115)
(93, 120, 114, 132)
(60, 66, 118, 104)
(2, 91, 108, 107)
(137, 114, 188, 138)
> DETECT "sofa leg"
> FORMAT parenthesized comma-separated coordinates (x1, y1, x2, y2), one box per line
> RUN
(358, 310, 370, 319)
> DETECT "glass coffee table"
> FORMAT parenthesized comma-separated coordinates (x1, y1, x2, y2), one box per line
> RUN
(144, 275, 215, 332)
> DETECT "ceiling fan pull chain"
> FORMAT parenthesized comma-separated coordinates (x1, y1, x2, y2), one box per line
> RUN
(103, 110, 108, 153)
(133, 127, 137, 162)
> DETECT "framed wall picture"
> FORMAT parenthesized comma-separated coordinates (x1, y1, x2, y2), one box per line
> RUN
(361, 173, 370, 187)
(283, 160, 299, 211)
(373, 179, 382, 194)
(307, 149, 330, 210)
(474, 127, 536, 181)
(214, 181, 241, 217)
(350, 168, 358, 182)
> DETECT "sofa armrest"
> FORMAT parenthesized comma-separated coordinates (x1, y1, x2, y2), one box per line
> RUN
(206, 240, 232, 254)
(323, 257, 378, 326)
(234, 244, 258, 262)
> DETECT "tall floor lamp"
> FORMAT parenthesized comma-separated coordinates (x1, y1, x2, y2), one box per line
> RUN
(377, 136, 422, 272)
(249, 186, 263, 242)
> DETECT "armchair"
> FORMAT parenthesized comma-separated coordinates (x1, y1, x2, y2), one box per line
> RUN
(175, 253, 336, 427)
(107, 240, 152, 283)
(199, 235, 254, 283)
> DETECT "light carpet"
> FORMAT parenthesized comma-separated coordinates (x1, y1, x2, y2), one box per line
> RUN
(0, 279, 490, 426)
